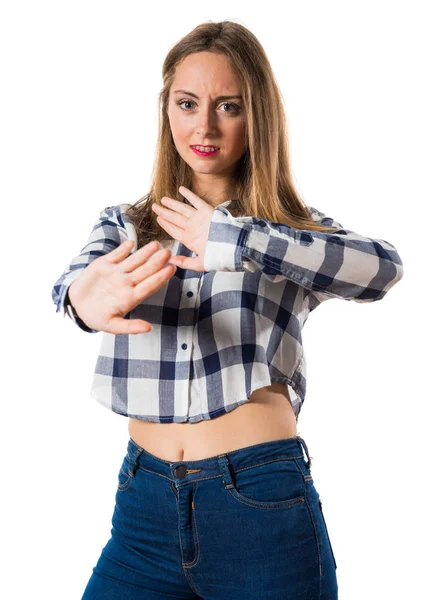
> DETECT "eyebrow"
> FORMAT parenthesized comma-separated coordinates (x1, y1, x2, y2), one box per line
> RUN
(173, 89, 242, 101)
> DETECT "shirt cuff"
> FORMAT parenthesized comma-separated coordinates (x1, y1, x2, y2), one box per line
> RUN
(203, 206, 249, 272)
(64, 288, 99, 333)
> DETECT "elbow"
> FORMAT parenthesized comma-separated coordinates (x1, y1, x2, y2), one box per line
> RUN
(384, 258, 404, 294)
(51, 284, 61, 312)
(359, 260, 404, 303)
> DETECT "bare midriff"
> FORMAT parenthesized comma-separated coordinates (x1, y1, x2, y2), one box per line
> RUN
(128, 383, 298, 462)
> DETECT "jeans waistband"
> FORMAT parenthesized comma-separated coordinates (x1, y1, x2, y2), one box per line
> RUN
(125, 434, 312, 485)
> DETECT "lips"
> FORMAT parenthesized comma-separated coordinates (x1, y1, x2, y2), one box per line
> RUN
(190, 145, 220, 150)
(190, 146, 220, 157)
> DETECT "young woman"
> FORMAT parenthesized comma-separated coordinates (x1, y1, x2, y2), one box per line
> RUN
(52, 20, 404, 600)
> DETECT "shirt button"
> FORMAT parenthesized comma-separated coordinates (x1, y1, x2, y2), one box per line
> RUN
(181, 343, 187, 350)
(187, 291, 193, 297)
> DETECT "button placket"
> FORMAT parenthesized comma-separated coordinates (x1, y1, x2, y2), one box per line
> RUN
(181, 282, 198, 352)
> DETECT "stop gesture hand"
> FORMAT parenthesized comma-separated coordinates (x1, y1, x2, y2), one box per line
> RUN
(152, 186, 214, 272)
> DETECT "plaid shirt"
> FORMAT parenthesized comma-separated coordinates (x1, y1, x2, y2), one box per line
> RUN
(51, 201, 404, 423)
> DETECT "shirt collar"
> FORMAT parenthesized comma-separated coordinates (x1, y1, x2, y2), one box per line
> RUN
(217, 199, 233, 208)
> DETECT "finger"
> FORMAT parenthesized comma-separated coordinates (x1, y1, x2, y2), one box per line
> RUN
(172, 257, 202, 272)
(156, 216, 184, 243)
(120, 241, 167, 273)
(127, 247, 175, 286)
(153, 203, 188, 228)
(166, 254, 186, 268)
(160, 197, 195, 216)
(105, 239, 139, 264)
(132, 263, 177, 301)
(108, 316, 153, 335)
(179, 185, 203, 207)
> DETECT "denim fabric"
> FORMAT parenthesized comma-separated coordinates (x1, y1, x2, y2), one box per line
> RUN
(82, 435, 338, 599)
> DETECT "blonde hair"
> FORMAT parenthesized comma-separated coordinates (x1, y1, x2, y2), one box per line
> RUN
(126, 20, 340, 249)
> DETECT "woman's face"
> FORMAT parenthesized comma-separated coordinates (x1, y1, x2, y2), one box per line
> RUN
(167, 51, 248, 185)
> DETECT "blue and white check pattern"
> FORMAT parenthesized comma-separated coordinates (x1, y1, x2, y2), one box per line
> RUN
(52, 201, 404, 423)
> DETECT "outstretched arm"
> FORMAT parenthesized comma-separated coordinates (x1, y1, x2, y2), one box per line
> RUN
(203, 204, 404, 303)
(51, 203, 136, 332)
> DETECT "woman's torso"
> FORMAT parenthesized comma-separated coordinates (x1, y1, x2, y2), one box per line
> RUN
(128, 383, 297, 462)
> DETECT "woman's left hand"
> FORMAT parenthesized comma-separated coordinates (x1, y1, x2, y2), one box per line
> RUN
(151, 186, 214, 272)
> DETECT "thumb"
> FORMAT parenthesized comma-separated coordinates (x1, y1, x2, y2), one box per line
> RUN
(168, 255, 187, 268)
(168, 255, 202, 271)
(108, 316, 152, 335)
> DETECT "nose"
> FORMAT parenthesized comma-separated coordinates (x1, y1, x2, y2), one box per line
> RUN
(195, 105, 218, 135)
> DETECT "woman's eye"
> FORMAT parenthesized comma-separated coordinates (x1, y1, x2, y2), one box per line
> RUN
(178, 100, 195, 110)
(221, 102, 239, 113)
(178, 100, 240, 113)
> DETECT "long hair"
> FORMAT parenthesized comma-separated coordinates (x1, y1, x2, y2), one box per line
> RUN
(126, 20, 340, 250)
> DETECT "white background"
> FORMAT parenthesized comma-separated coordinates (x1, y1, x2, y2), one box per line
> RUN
(1, 1, 428, 598)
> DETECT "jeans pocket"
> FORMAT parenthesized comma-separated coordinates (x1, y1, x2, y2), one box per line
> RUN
(227, 458, 305, 510)
(318, 499, 337, 570)
(117, 454, 135, 492)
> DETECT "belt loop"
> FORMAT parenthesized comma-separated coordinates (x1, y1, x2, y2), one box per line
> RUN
(216, 454, 235, 489)
(296, 435, 312, 469)
(129, 447, 144, 477)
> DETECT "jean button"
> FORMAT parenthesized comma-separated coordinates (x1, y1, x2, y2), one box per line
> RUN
(174, 465, 187, 478)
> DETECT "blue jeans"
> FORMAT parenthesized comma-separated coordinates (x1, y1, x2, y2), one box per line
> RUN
(82, 435, 338, 599)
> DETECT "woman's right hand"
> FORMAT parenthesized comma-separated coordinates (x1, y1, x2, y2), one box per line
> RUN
(67, 239, 177, 334)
